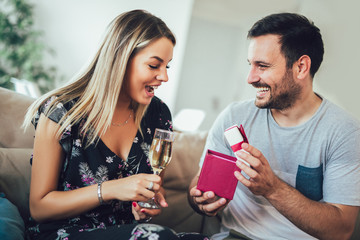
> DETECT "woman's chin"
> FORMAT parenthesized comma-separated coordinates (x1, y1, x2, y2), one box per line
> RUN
(137, 97, 153, 106)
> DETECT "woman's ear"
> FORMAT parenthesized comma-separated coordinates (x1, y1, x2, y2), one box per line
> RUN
(295, 55, 311, 80)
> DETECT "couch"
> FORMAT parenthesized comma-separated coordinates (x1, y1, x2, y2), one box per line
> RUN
(0, 86, 220, 238)
(0, 86, 359, 239)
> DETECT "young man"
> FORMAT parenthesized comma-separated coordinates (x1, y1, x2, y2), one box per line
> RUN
(188, 13, 360, 240)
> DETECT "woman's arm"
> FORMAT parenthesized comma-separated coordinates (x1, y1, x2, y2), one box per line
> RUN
(30, 114, 161, 223)
(30, 114, 101, 222)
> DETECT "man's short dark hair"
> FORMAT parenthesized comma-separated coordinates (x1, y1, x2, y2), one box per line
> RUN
(248, 13, 324, 78)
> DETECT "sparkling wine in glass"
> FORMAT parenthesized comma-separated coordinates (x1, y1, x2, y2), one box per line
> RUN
(138, 128, 175, 209)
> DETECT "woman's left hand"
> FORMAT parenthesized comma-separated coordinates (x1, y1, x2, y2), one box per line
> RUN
(131, 191, 168, 221)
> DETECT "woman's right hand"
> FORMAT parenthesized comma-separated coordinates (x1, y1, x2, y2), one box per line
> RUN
(102, 173, 162, 202)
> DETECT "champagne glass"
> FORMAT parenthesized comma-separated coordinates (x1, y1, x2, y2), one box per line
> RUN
(138, 128, 175, 209)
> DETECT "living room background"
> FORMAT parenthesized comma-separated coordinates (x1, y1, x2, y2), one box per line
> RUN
(26, 0, 360, 130)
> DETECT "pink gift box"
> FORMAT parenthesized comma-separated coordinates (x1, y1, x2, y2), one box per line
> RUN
(197, 149, 238, 200)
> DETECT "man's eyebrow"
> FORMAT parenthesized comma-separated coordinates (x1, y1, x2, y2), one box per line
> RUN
(248, 59, 270, 65)
(256, 60, 270, 65)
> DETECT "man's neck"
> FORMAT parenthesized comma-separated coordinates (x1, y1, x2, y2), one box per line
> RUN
(270, 92, 322, 127)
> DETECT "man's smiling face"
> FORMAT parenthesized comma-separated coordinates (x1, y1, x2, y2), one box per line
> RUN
(247, 34, 302, 110)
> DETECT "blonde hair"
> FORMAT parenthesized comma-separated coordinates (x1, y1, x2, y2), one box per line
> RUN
(23, 9, 176, 148)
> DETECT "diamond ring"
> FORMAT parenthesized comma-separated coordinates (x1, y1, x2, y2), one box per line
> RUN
(147, 181, 154, 190)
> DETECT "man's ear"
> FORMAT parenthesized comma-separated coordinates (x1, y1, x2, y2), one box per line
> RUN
(294, 55, 311, 80)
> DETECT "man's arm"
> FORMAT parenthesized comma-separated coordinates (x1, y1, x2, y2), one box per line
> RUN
(267, 179, 359, 240)
(235, 143, 359, 240)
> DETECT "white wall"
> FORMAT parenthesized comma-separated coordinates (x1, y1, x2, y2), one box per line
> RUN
(174, 17, 248, 130)
(31, 0, 194, 112)
(176, 0, 300, 130)
(175, 0, 360, 130)
(31, 0, 360, 130)
(299, 0, 360, 119)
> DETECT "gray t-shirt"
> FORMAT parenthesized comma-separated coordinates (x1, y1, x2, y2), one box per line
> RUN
(200, 98, 360, 240)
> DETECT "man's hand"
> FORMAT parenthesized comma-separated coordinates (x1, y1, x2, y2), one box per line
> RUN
(189, 185, 228, 216)
(234, 142, 359, 239)
(234, 142, 281, 198)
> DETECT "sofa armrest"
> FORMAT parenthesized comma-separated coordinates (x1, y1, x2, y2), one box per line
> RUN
(0, 87, 35, 148)
(0, 148, 32, 220)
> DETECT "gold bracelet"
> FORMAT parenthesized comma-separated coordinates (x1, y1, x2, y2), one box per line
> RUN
(97, 182, 104, 205)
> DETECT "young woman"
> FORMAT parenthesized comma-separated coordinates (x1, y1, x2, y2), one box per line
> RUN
(23, 10, 208, 240)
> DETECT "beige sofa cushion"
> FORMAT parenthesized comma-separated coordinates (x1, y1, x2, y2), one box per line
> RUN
(0, 87, 35, 148)
(0, 148, 32, 219)
(152, 131, 208, 232)
(163, 131, 208, 190)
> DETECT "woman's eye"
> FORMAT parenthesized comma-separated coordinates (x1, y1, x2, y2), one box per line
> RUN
(149, 65, 158, 69)
(166, 65, 170, 69)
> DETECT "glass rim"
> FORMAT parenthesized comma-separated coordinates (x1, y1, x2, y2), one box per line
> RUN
(154, 128, 174, 133)
(154, 128, 175, 141)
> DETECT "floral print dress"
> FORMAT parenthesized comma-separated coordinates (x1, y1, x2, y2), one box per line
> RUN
(26, 96, 179, 239)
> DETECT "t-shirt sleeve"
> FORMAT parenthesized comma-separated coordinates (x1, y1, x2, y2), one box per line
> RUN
(323, 127, 360, 206)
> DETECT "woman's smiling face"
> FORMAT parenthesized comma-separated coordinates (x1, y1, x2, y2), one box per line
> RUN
(122, 37, 174, 105)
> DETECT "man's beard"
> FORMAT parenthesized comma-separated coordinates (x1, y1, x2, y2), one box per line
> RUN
(254, 69, 302, 110)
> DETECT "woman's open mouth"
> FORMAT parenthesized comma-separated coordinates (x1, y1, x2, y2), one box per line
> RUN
(145, 85, 158, 95)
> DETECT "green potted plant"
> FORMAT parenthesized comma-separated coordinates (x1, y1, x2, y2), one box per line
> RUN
(0, 0, 58, 94)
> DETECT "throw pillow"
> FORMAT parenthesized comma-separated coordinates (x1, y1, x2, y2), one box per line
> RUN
(0, 192, 25, 240)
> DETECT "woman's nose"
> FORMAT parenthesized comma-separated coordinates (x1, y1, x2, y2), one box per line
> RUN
(156, 69, 168, 82)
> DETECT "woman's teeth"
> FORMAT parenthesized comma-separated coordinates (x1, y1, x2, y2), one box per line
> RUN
(146, 85, 158, 93)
